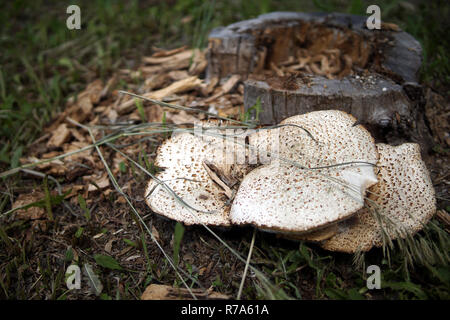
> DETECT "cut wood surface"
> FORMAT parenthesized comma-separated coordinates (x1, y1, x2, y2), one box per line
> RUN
(207, 12, 422, 85)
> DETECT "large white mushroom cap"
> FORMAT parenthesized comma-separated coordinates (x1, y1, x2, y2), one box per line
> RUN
(230, 110, 379, 234)
(321, 143, 436, 252)
(145, 121, 250, 226)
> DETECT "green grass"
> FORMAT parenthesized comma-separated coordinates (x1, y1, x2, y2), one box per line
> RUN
(173, 222, 185, 267)
(0, 0, 449, 300)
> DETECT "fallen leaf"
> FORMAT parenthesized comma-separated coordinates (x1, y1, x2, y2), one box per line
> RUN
(94, 254, 123, 271)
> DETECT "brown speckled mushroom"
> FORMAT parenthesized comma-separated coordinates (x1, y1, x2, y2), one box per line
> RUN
(145, 121, 250, 226)
(320, 143, 436, 253)
(230, 110, 379, 235)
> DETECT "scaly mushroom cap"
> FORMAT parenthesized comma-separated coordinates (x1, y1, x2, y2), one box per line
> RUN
(145, 121, 251, 226)
(230, 110, 379, 234)
(321, 143, 436, 253)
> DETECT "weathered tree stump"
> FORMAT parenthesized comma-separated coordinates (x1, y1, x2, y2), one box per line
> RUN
(244, 74, 415, 140)
(206, 12, 432, 148)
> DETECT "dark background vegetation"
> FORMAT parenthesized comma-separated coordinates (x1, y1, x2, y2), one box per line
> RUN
(0, 0, 449, 300)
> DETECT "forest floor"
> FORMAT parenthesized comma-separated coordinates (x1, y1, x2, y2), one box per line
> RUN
(0, 1, 449, 300)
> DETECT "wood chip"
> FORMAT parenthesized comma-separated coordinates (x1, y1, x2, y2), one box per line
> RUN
(119, 246, 133, 257)
(78, 95, 93, 115)
(106, 108, 118, 123)
(142, 49, 193, 65)
(168, 70, 189, 81)
(145, 104, 164, 123)
(221, 74, 241, 94)
(204, 75, 240, 103)
(189, 49, 207, 76)
(12, 192, 46, 220)
(151, 45, 188, 58)
(125, 254, 141, 262)
(70, 128, 86, 142)
(150, 76, 202, 100)
(47, 123, 71, 148)
(167, 110, 199, 124)
(84, 79, 104, 104)
(151, 226, 160, 242)
(100, 75, 118, 99)
(381, 22, 401, 32)
(62, 141, 92, 163)
(270, 61, 285, 77)
(117, 76, 202, 114)
(105, 239, 114, 253)
(201, 76, 219, 96)
(141, 284, 229, 300)
(63, 185, 84, 199)
(144, 73, 171, 91)
(87, 174, 110, 192)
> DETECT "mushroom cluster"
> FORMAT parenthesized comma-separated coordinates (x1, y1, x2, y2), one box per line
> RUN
(145, 110, 436, 252)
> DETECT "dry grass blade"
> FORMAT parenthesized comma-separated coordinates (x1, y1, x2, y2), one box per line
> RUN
(237, 228, 256, 300)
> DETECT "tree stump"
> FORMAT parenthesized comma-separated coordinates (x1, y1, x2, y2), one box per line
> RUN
(206, 12, 432, 148)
